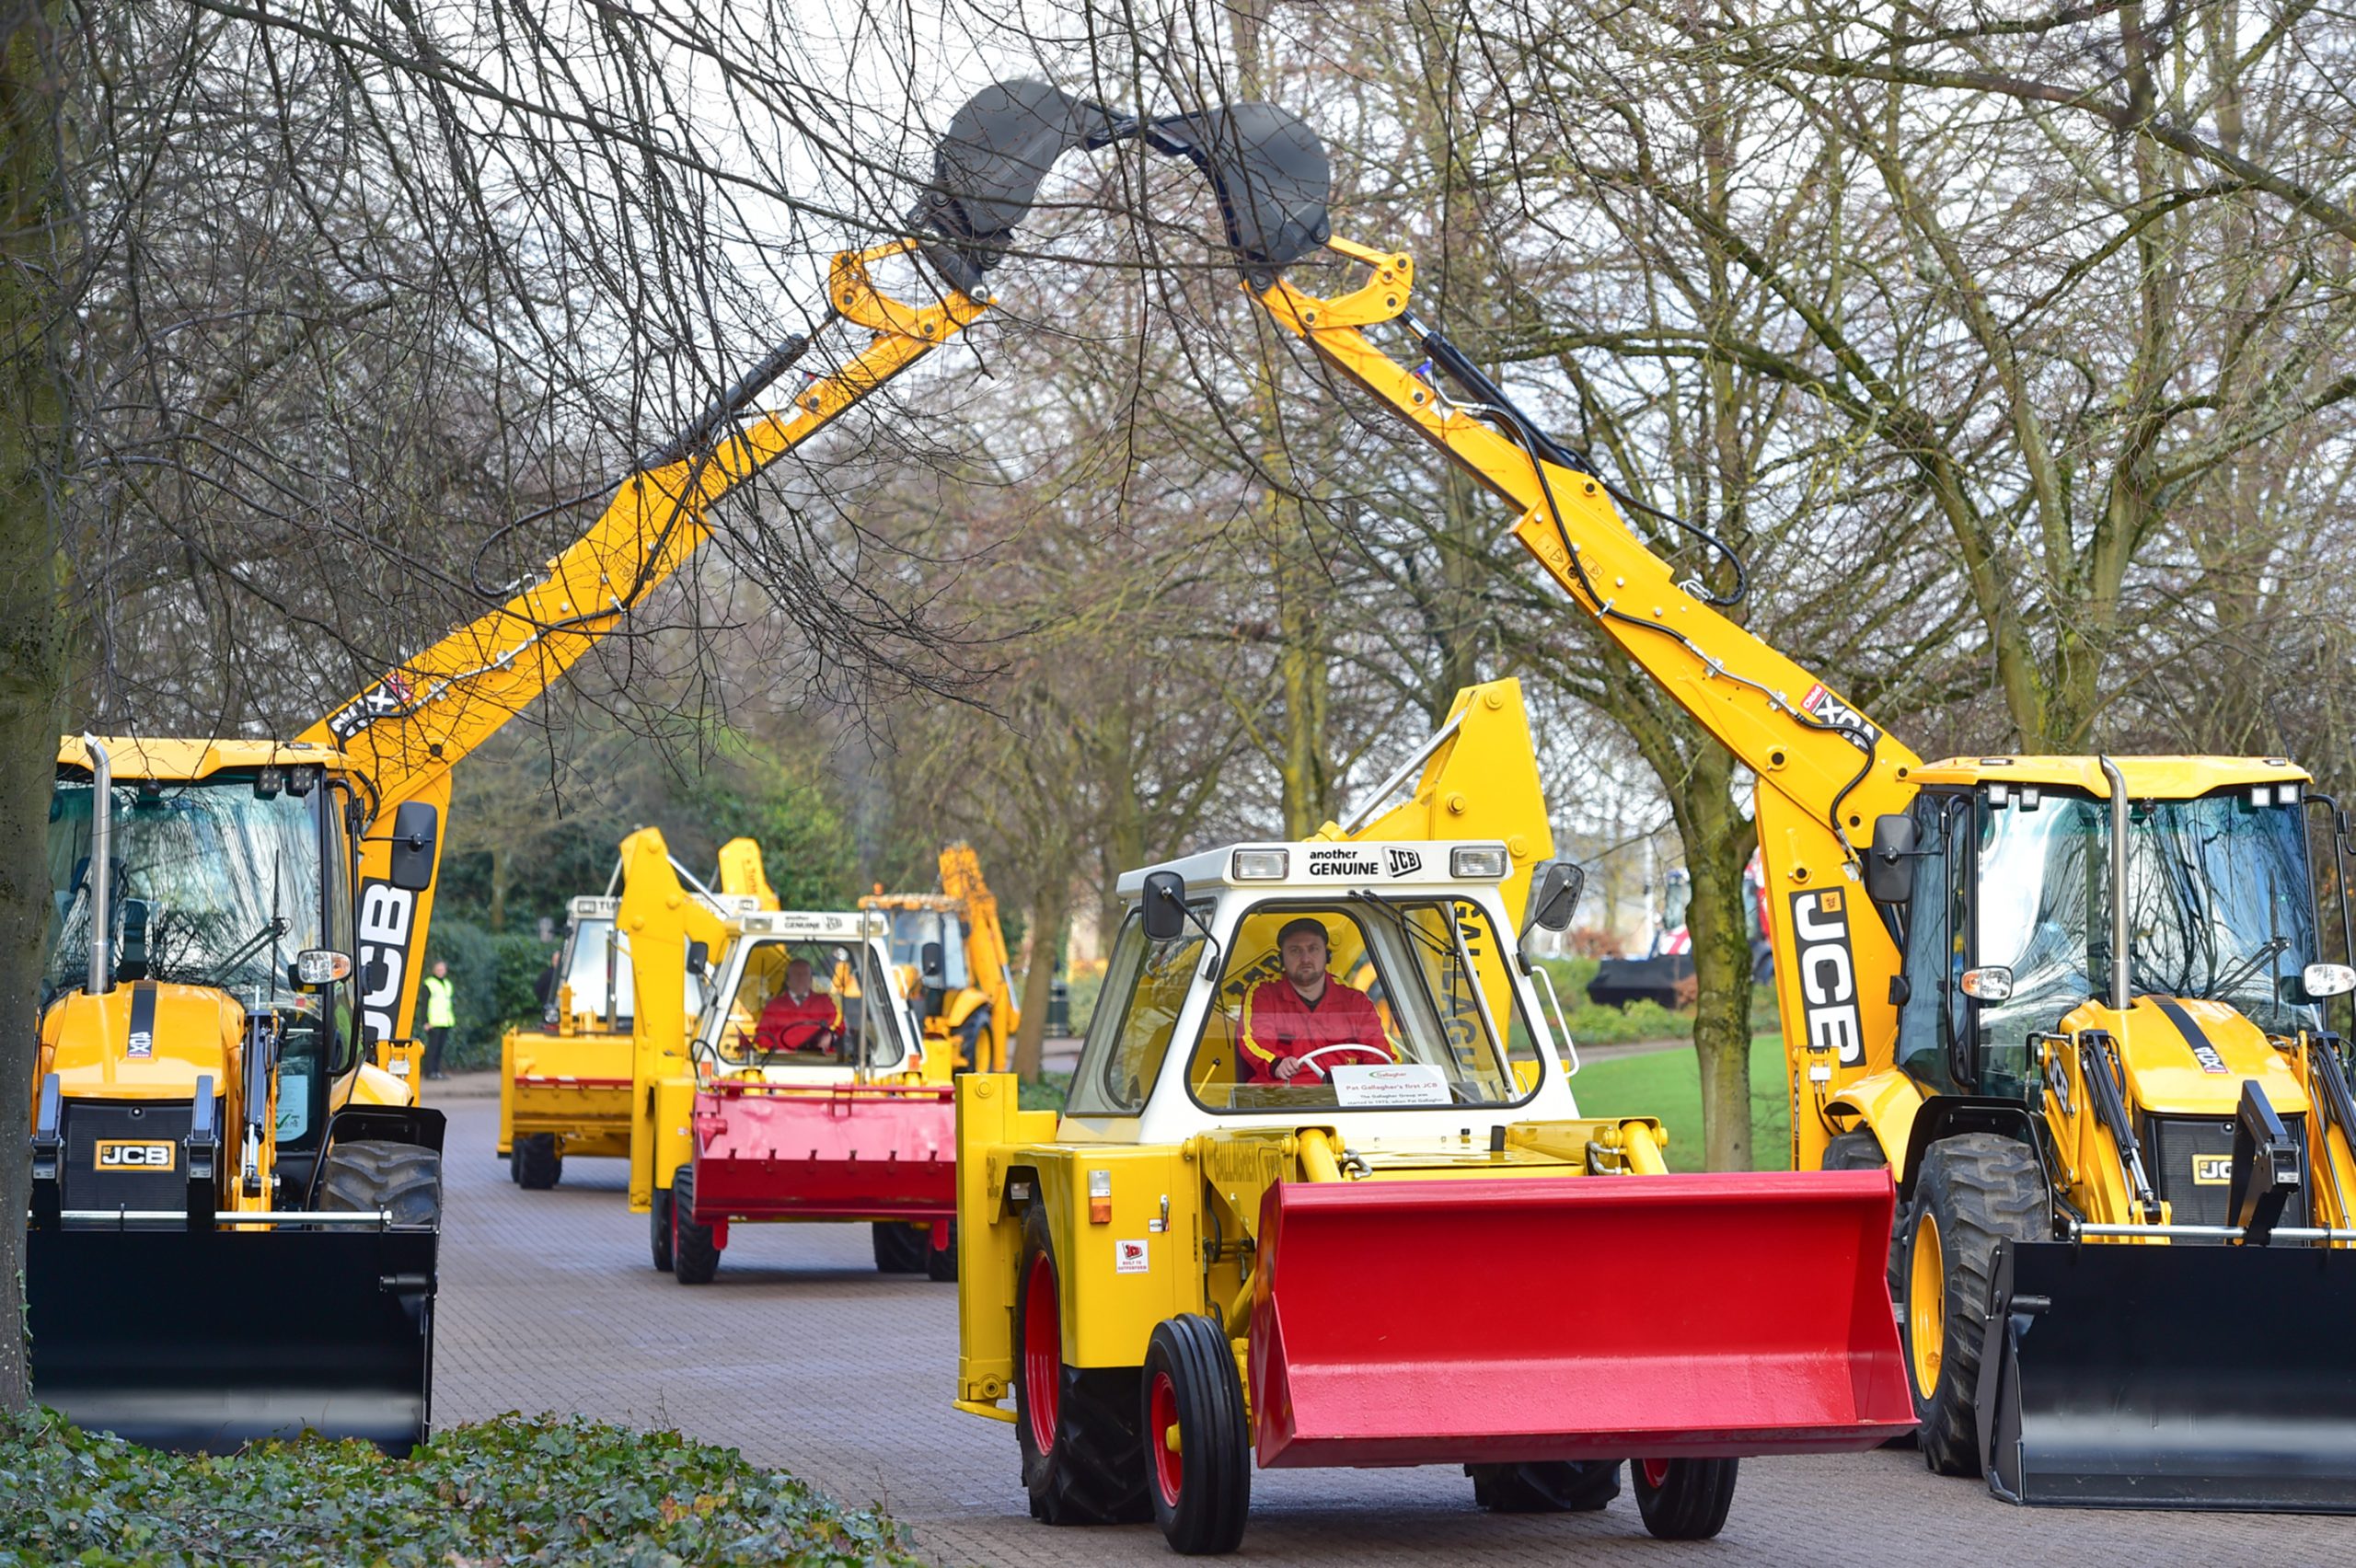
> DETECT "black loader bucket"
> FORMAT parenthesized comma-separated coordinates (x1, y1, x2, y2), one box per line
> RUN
(27, 1227, 436, 1454)
(1977, 1239, 2356, 1510)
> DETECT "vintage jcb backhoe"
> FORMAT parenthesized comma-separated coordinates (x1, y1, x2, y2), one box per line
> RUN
(613, 828, 963, 1282)
(498, 838, 771, 1189)
(863, 842, 1022, 1071)
(25, 77, 1078, 1449)
(952, 679, 1912, 1552)
(972, 82, 2356, 1508)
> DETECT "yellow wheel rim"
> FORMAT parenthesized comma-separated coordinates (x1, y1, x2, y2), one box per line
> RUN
(1908, 1209, 1945, 1399)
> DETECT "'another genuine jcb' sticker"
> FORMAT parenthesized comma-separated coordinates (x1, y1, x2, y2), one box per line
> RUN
(1789, 889, 1865, 1066)
(2191, 1153, 2233, 1186)
(95, 1139, 175, 1172)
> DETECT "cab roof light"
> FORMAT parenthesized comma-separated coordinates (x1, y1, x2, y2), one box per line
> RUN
(1989, 782, 2009, 807)
(1449, 845, 1508, 880)
(2281, 783, 2302, 807)
(1231, 848, 1288, 881)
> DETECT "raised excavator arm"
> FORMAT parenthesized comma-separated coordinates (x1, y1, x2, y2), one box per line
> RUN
(716, 838, 780, 910)
(935, 843, 1017, 1073)
(294, 80, 1080, 1055)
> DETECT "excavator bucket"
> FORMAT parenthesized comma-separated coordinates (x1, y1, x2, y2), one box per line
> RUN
(1247, 1171, 1913, 1468)
(1978, 1239, 2356, 1510)
(689, 1082, 957, 1223)
(27, 1227, 437, 1454)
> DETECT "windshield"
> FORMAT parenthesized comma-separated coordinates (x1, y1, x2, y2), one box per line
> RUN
(885, 909, 970, 990)
(700, 935, 908, 1071)
(45, 776, 322, 1013)
(1975, 790, 2322, 1044)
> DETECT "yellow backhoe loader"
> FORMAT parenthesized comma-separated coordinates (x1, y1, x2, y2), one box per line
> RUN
(498, 838, 772, 1188)
(25, 78, 1073, 1449)
(987, 83, 2356, 1508)
(862, 843, 1021, 1071)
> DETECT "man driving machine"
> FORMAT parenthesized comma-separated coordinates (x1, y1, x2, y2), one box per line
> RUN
(1238, 917, 1395, 1083)
(754, 957, 840, 1055)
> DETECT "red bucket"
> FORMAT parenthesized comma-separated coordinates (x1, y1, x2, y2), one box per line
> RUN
(1248, 1170, 1913, 1468)
(687, 1082, 956, 1224)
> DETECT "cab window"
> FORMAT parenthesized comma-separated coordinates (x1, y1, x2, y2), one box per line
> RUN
(1187, 899, 1533, 1112)
(705, 937, 906, 1070)
(1066, 912, 1205, 1115)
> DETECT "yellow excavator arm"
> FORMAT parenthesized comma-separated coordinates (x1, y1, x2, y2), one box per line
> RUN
(716, 837, 780, 911)
(937, 843, 1017, 1071)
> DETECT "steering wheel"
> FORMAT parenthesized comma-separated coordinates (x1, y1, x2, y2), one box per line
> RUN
(1286, 1043, 1393, 1080)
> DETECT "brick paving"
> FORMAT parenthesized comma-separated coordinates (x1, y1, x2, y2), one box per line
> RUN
(429, 1077, 2350, 1566)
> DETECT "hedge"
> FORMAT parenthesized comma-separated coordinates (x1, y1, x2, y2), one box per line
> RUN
(0, 1410, 917, 1567)
(419, 917, 558, 1071)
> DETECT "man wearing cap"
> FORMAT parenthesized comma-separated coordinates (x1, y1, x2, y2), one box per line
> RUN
(1239, 917, 1394, 1083)
(754, 958, 840, 1055)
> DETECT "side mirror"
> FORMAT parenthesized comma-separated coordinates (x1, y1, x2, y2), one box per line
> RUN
(293, 949, 353, 988)
(1140, 870, 1188, 942)
(387, 801, 439, 894)
(1528, 862, 1586, 933)
(2302, 962, 2356, 1000)
(685, 940, 710, 979)
(920, 940, 946, 986)
(1865, 814, 1918, 906)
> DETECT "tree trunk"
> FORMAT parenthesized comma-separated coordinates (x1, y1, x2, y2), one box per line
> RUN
(488, 844, 508, 932)
(1678, 755, 1758, 1172)
(0, 0, 72, 1412)
(1011, 879, 1068, 1083)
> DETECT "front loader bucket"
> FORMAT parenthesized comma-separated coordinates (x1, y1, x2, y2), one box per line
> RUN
(1248, 1171, 1911, 1468)
(1978, 1239, 2356, 1510)
(690, 1083, 956, 1223)
(27, 1227, 436, 1454)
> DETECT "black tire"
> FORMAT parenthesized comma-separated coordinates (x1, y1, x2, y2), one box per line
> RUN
(958, 1008, 991, 1071)
(315, 1140, 443, 1227)
(650, 1186, 674, 1273)
(1014, 1205, 1149, 1525)
(514, 1133, 562, 1190)
(1633, 1458, 1738, 1540)
(1901, 1134, 2046, 1477)
(1819, 1130, 1887, 1171)
(873, 1221, 930, 1274)
(670, 1164, 722, 1285)
(927, 1220, 959, 1283)
(506, 1144, 520, 1183)
(1466, 1460, 1620, 1513)
(1142, 1315, 1251, 1554)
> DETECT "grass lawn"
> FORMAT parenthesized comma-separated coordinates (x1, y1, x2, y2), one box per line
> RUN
(1565, 1035, 1790, 1171)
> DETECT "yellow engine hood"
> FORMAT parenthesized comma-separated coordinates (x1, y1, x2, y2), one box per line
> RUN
(38, 982, 245, 1102)
(2064, 994, 2308, 1118)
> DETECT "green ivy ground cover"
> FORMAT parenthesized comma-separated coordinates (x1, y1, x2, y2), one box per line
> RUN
(0, 1412, 918, 1567)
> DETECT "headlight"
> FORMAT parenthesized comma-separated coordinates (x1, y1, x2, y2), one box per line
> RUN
(1231, 848, 1288, 881)
(1449, 845, 1508, 880)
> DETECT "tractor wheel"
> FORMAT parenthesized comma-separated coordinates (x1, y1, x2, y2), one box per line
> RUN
(1902, 1134, 2046, 1477)
(957, 1008, 991, 1072)
(506, 1144, 520, 1183)
(1466, 1459, 1620, 1513)
(927, 1221, 959, 1283)
(1014, 1205, 1149, 1525)
(650, 1186, 675, 1273)
(1141, 1314, 1251, 1554)
(1819, 1131, 1886, 1171)
(670, 1164, 723, 1285)
(1633, 1457, 1737, 1540)
(873, 1222, 930, 1274)
(316, 1140, 443, 1227)
(514, 1133, 563, 1190)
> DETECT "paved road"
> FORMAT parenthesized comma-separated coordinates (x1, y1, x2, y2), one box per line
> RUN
(430, 1078, 2348, 1566)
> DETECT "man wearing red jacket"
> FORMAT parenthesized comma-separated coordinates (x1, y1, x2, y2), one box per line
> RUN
(1239, 917, 1395, 1084)
(755, 958, 839, 1055)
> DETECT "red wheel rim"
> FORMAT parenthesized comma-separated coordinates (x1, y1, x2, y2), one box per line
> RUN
(1149, 1369, 1183, 1506)
(1022, 1254, 1060, 1455)
(1640, 1458, 1671, 1490)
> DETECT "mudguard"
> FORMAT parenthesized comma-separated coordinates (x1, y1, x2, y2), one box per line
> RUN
(1247, 1171, 1913, 1468)
(27, 1226, 436, 1454)
(1977, 1239, 2356, 1510)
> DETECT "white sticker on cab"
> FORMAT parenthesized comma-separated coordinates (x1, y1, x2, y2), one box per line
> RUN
(1114, 1239, 1149, 1274)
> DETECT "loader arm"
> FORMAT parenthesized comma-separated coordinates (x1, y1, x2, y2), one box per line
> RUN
(615, 826, 738, 1207)
(937, 843, 1016, 1071)
(717, 837, 780, 910)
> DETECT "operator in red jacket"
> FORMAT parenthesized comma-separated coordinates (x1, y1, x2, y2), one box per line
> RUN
(754, 958, 840, 1055)
(1239, 917, 1395, 1083)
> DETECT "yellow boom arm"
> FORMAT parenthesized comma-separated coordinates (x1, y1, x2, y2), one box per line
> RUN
(301, 245, 986, 1050)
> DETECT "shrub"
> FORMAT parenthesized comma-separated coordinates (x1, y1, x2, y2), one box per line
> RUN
(0, 1409, 917, 1567)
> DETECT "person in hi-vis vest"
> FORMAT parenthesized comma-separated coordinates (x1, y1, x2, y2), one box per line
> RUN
(422, 959, 456, 1080)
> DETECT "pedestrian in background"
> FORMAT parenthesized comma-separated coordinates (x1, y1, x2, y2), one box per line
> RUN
(422, 959, 456, 1080)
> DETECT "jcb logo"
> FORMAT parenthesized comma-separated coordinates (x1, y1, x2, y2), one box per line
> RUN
(359, 882, 417, 1048)
(1791, 889, 1865, 1066)
(95, 1139, 175, 1171)
(125, 1030, 154, 1060)
(1385, 847, 1422, 877)
(2192, 1153, 2233, 1187)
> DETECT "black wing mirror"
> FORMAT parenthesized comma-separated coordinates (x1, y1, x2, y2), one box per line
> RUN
(1140, 870, 1188, 941)
(685, 940, 710, 980)
(1865, 814, 1918, 906)
(387, 801, 439, 894)
(1528, 862, 1586, 933)
(919, 940, 946, 988)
